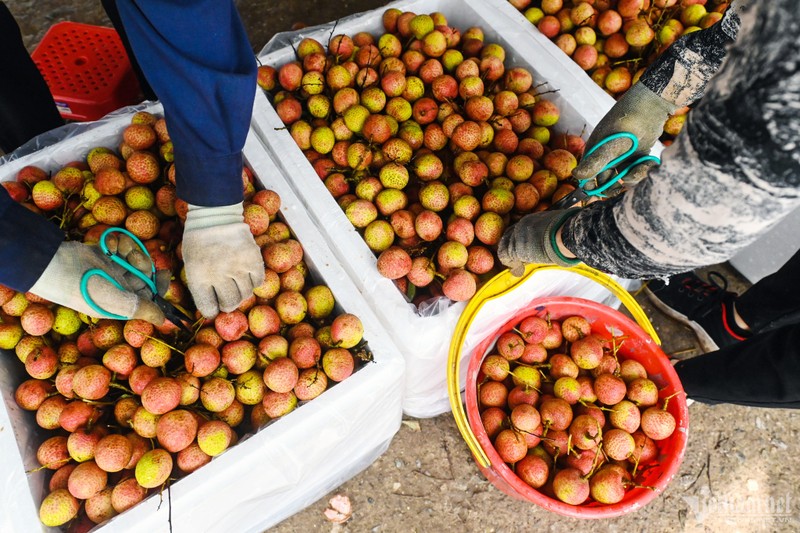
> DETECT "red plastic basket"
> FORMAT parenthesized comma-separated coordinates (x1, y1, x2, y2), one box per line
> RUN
(31, 21, 142, 121)
(448, 265, 689, 519)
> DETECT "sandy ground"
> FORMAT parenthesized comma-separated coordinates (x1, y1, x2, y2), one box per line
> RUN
(6, 1, 800, 531)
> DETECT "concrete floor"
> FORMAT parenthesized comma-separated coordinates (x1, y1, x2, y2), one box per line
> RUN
(6, 1, 800, 532)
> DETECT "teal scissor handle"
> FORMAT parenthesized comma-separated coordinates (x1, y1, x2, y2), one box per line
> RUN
(80, 227, 157, 319)
(577, 132, 661, 198)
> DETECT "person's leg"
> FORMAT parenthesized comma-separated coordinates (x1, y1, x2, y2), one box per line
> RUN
(100, 0, 157, 101)
(0, 2, 63, 154)
(674, 323, 800, 408)
(735, 247, 800, 333)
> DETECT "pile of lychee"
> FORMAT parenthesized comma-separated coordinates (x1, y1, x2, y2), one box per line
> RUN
(477, 311, 679, 506)
(258, 8, 588, 306)
(1, 111, 368, 529)
(509, 0, 730, 143)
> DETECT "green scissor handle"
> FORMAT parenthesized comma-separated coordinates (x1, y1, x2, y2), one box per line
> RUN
(577, 132, 661, 198)
(80, 227, 157, 319)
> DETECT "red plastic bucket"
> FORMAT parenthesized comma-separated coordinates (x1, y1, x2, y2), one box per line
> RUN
(463, 296, 689, 519)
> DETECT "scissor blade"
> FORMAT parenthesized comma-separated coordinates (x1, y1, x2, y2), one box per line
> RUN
(549, 187, 589, 211)
(154, 296, 194, 333)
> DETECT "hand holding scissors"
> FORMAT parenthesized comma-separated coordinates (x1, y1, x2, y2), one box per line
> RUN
(551, 132, 661, 210)
(80, 227, 193, 332)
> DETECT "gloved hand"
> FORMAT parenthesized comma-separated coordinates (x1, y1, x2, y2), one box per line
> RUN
(182, 202, 265, 318)
(573, 82, 678, 188)
(498, 209, 581, 276)
(29, 237, 170, 325)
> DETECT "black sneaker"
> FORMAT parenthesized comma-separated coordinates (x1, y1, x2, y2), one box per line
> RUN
(643, 271, 750, 353)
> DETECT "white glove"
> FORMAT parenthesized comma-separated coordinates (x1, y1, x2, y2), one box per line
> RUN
(573, 82, 678, 187)
(498, 209, 581, 276)
(30, 238, 170, 325)
(182, 202, 265, 318)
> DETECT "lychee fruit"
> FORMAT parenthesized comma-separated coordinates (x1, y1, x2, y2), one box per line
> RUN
(197, 420, 234, 457)
(553, 467, 590, 505)
(156, 409, 198, 453)
(516, 454, 550, 489)
(479, 380, 508, 408)
(609, 400, 642, 434)
(640, 405, 677, 441)
(442, 269, 476, 301)
(135, 448, 173, 488)
(111, 478, 148, 513)
(39, 489, 80, 527)
(494, 429, 527, 463)
(141, 377, 182, 415)
(322, 348, 355, 382)
(126, 151, 160, 184)
(20, 303, 54, 336)
(94, 434, 133, 473)
(294, 368, 329, 401)
(31, 180, 64, 211)
(67, 460, 107, 499)
(377, 246, 413, 279)
(176, 442, 213, 474)
(589, 464, 630, 505)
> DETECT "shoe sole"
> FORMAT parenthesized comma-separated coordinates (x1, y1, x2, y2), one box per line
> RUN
(643, 286, 720, 353)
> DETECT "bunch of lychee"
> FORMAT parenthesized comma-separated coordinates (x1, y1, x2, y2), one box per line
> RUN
(508, 0, 729, 143)
(477, 312, 680, 506)
(2, 112, 367, 529)
(258, 9, 588, 306)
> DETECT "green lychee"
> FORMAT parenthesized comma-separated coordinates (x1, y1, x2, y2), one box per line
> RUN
(135, 448, 173, 488)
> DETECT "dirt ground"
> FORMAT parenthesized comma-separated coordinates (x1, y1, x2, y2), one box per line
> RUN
(6, 0, 800, 532)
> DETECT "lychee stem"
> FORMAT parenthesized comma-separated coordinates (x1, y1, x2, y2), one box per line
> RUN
(661, 390, 684, 410)
(566, 434, 576, 457)
(101, 381, 133, 394)
(26, 461, 67, 474)
(81, 398, 119, 406)
(143, 334, 185, 355)
(623, 480, 656, 491)
(583, 443, 604, 480)
(511, 327, 529, 340)
(630, 450, 642, 478)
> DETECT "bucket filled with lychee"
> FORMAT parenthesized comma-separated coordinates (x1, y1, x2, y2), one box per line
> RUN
(449, 264, 688, 519)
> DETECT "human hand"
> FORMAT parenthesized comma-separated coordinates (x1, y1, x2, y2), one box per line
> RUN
(181, 202, 265, 318)
(29, 237, 170, 325)
(497, 209, 581, 276)
(573, 83, 678, 188)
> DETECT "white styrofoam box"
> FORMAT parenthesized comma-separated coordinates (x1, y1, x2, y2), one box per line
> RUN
(251, 0, 633, 418)
(0, 104, 405, 532)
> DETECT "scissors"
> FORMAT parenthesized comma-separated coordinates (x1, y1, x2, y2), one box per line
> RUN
(80, 227, 194, 333)
(550, 132, 661, 210)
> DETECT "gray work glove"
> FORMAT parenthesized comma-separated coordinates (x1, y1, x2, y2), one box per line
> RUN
(573, 82, 678, 188)
(498, 209, 581, 276)
(30, 238, 170, 325)
(182, 202, 265, 319)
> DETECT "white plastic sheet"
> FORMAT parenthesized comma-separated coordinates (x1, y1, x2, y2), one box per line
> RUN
(0, 105, 406, 532)
(251, 0, 633, 417)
